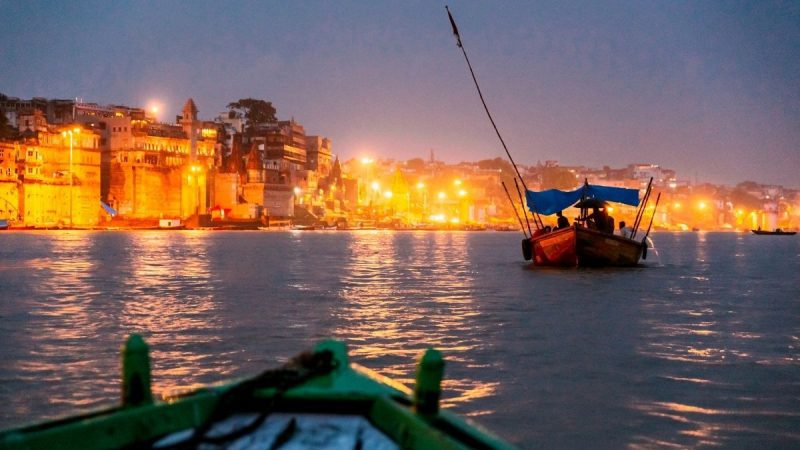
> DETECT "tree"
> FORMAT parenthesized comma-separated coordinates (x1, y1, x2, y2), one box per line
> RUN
(477, 157, 515, 176)
(730, 186, 763, 210)
(405, 158, 426, 172)
(0, 110, 14, 140)
(226, 98, 277, 135)
(540, 167, 578, 190)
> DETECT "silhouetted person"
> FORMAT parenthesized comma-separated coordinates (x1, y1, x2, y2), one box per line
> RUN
(587, 207, 609, 233)
(616, 220, 632, 238)
(556, 210, 570, 229)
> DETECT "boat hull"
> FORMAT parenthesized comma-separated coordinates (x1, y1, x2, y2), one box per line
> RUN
(751, 230, 796, 235)
(529, 226, 644, 267)
(0, 338, 514, 450)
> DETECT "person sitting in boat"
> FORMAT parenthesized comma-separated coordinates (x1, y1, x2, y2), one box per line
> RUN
(616, 220, 633, 238)
(556, 210, 570, 229)
(587, 207, 610, 233)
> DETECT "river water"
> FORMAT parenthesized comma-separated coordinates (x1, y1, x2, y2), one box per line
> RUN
(0, 230, 798, 448)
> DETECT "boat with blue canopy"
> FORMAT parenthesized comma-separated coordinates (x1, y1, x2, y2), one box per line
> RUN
(521, 182, 657, 267)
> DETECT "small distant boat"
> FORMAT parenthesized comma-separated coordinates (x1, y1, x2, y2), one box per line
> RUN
(0, 219, 8, 230)
(290, 224, 316, 231)
(158, 219, 185, 230)
(751, 228, 796, 236)
(0, 335, 514, 450)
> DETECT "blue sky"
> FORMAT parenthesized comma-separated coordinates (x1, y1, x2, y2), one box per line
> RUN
(1, 1, 798, 187)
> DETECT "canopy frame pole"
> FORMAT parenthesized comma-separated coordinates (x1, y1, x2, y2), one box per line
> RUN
(502, 181, 529, 238)
(641, 192, 661, 244)
(514, 178, 539, 231)
(631, 177, 653, 239)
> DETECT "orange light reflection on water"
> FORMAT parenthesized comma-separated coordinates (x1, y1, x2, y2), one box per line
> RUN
(119, 231, 226, 395)
(19, 232, 111, 413)
(333, 231, 497, 410)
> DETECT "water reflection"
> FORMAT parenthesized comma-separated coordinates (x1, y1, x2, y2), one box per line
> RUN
(333, 231, 498, 413)
(632, 232, 800, 447)
(12, 232, 114, 416)
(120, 231, 227, 394)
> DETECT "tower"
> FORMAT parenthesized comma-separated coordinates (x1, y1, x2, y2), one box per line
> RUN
(180, 99, 199, 161)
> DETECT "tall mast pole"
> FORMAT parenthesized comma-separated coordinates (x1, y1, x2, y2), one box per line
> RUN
(446, 6, 528, 191)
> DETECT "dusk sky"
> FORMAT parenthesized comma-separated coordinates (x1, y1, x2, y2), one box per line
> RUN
(2, 1, 798, 187)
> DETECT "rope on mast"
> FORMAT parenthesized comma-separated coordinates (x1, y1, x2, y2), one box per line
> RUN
(446, 6, 541, 228)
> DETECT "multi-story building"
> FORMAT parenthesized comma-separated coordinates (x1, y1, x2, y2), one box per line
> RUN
(305, 136, 332, 175)
(0, 126, 102, 227)
(106, 99, 217, 219)
(2, 95, 219, 222)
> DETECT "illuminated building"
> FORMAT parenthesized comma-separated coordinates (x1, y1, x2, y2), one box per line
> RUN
(0, 126, 102, 227)
(105, 99, 216, 219)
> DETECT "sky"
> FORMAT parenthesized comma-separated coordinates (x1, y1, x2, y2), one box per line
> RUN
(1, 0, 798, 187)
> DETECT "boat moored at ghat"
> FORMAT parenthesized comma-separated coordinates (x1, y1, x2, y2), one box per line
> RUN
(0, 335, 515, 450)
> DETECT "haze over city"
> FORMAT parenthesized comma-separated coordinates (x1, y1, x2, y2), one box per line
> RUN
(2, 0, 798, 187)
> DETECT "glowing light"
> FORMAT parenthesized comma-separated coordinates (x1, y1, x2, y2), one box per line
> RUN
(437, 192, 446, 200)
(147, 101, 163, 120)
(383, 191, 393, 199)
(673, 203, 681, 209)
(293, 187, 302, 196)
(458, 189, 467, 197)
(607, 206, 614, 213)
(454, 179, 462, 186)
(429, 214, 446, 223)
(698, 201, 707, 210)
(416, 182, 425, 189)
(361, 157, 373, 165)
(450, 217, 460, 224)
(371, 181, 380, 191)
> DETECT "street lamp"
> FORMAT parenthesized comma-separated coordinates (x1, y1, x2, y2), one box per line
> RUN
(61, 128, 80, 227)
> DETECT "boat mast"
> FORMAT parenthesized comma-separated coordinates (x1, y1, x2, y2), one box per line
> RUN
(502, 181, 530, 238)
(631, 177, 653, 239)
(446, 6, 542, 229)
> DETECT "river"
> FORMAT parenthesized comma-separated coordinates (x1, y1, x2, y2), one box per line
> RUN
(0, 230, 798, 448)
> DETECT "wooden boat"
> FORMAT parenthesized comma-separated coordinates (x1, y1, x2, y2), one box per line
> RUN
(0, 335, 514, 450)
(524, 224, 645, 267)
(443, 9, 657, 269)
(751, 228, 796, 235)
(521, 182, 655, 268)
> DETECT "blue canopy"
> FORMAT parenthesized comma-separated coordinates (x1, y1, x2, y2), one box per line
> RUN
(525, 184, 640, 216)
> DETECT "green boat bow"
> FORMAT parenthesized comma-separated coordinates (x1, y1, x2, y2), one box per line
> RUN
(0, 335, 515, 449)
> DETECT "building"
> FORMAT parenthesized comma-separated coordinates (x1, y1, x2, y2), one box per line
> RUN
(0, 126, 102, 227)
